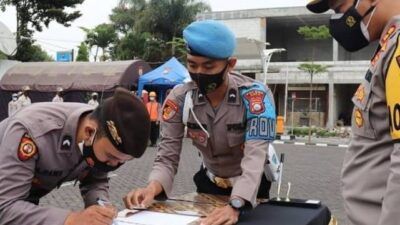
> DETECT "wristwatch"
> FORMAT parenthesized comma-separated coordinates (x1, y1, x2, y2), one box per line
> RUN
(229, 197, 245, 210)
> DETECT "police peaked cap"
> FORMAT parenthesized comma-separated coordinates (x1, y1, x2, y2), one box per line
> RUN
(97, 87, 150, 158)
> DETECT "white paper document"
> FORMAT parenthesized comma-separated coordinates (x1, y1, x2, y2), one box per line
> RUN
(114, 210, 200, 225)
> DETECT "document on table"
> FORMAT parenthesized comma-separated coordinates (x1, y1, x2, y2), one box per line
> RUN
(113, 209, 200, 225)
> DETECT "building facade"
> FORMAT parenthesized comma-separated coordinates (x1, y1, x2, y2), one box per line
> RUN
(198, 7, 378, 128)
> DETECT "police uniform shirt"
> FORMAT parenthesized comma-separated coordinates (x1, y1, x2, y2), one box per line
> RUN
(342, 16, 400, 225)
(0, 103, 109, 225)
(149, 72, 276, 207)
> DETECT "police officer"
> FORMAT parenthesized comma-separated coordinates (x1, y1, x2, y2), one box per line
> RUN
(124, 20, 276, 225)
(18, 85, 32, 108)
(307, 1, 400, 225)
(88, 92, 99, 107)
(8, 93, 19, 116)
(0, 87, 150, 225)
(53, 87, 64, 102)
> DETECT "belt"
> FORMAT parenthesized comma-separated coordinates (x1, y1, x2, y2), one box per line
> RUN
(204, 165, 237, 189)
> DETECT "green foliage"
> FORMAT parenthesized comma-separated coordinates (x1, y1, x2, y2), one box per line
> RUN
(24, 44, 53, 62)
(0, 0, 84, 61)
(0, 51, 7, 60)
(292, 127, 338, 137)
(298, 63, 330, 75)
(76, 42, 89, 62)
(297, 25, 330, 41)
(109, 0, 210, 62)
(81, 24, 118, 61)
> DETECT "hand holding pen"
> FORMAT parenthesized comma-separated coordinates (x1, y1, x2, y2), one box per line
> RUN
(63, 198, 117, 225)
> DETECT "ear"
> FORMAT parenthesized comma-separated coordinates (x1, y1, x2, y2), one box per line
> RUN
(227, 57, 237, 72)
(84, 120, 98, 141)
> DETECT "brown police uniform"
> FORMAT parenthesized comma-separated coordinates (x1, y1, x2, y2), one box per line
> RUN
(0, 103, 108, 225)
(149, 72, 276, 207)
(341, 16, 400, 225)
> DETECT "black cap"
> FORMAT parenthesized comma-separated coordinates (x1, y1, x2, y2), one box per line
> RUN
(98, 87, 150, 158)
(306, 0, 330, 13)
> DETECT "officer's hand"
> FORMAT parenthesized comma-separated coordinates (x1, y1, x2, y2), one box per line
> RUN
(123, 187, 155, 209)
(200, 205, 240, 225)
(64, 205, 117, 225)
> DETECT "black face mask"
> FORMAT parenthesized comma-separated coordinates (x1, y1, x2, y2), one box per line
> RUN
(82, 145, 122, 172)
(329, 0, 376, 52)
(189, 63, 228, 95)
(80, 133, 123, 173)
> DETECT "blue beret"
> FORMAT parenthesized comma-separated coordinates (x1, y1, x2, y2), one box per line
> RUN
(183, 20, 236, 59)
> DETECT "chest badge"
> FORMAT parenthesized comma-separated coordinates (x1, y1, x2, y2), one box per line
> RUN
(61, 135, 72, 151)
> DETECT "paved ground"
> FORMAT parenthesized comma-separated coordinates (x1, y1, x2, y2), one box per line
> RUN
(40, 138, 347, 224)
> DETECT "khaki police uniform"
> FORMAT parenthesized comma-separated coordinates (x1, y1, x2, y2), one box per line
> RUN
(8, 100, 19, 117)
(342, 16, 400, 225)
(149, 72, 276, 207)
(0, 103, 109, 225)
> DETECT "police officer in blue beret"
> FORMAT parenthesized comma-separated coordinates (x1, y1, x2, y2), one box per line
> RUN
(125, 20, 276, 225)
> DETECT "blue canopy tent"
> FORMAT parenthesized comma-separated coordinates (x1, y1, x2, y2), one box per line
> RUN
(137, 57, 190, 103)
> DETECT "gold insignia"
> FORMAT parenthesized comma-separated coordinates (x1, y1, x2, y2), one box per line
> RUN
(106, 120, 122, 145)
(346, 16, 356, 27)
(354, 109, 364, 128)
(18, 134, 38, 161)
(354, 85, 365, 102)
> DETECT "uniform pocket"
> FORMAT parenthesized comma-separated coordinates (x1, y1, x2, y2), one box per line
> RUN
(227, 123, 246, 148)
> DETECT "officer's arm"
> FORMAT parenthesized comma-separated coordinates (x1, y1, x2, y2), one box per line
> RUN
(0, 124, 70, 225)
(148, 87, 185, 197)
(378, 33, 400, 225)
(231, 86, 276, 207)
(79, 171, 109, 208)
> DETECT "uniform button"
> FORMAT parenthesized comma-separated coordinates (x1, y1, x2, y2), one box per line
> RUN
(57, 120, 63, 126)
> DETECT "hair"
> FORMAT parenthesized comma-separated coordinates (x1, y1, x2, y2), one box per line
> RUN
(88, 107, 107, 138)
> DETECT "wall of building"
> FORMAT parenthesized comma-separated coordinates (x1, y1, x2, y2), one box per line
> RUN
(222, 18, 266, 41)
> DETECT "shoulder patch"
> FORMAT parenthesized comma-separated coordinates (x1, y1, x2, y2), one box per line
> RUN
(386, 34, 400, 141)
(18, 134, 38, 161)
(162, 99, 179, 121)
(241, 83, 276, 141)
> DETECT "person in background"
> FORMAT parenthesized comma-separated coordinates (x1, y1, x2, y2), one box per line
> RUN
(146, 92, 161, 147)
(18, 86, 32, 108)
(8, 93, 19, 117)
(141, 90, 149, 105)
(88, 92, 99, 108)
(52, 87, 64, 103)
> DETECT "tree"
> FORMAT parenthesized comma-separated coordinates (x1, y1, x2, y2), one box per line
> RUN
(109, 0, 210, 63)
(297, 25, 331, 143)
(81, 24, 118, 62)
(25, 45, 54, 62)
(0, 0, 84, 61)
(76, 42, 89, 61)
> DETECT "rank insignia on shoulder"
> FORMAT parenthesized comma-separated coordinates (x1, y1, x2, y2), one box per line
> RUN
(18, 134, 38, 161)
(162, 99, 179, 121)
